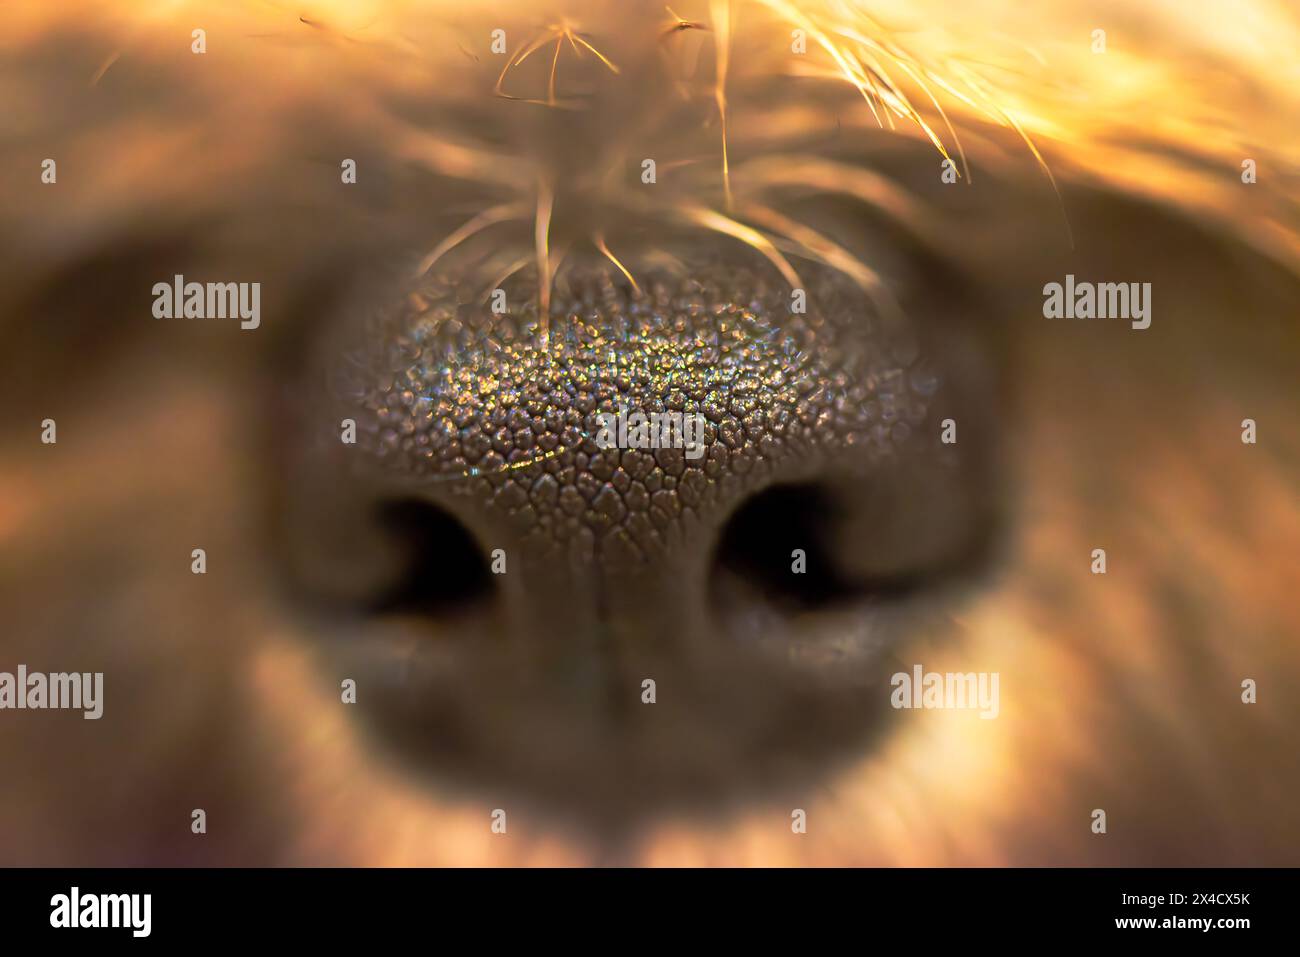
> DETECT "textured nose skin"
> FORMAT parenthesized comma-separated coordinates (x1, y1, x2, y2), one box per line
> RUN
(344, 256, 932, 568)
(274, 249, 995, 829)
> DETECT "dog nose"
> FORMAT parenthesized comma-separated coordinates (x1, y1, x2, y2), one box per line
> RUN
(271, 249, 997, 827)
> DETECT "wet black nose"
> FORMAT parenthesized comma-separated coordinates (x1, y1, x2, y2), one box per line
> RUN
(271, 249, 998, 829)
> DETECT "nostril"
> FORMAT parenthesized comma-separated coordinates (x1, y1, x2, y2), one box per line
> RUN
(711, 483, 859, 609)
(368, 498, 495, 617)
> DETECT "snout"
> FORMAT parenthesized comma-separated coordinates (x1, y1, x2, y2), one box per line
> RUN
(270, 247, 1000, 828)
